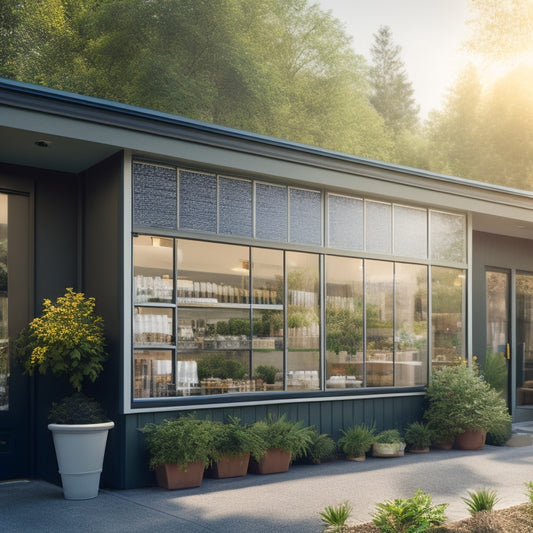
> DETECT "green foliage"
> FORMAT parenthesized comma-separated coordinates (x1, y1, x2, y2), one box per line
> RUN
(250, 414, 314, 460)
(372, 489, 448, 533)
(375, 429, 403, 444)
(462, 488, 500, 516)
(524, 481, 533, 507)
(254, 365, 278, 384)
(423, 363, 512, 444)
(14, 288, 107, 393)
(481, 350, 507, 393)
(48, 392, 109, 424)
(210, 416, 265, 461)
(326, 306, 363, 355)
(305, 428, 336, 464)
(337, 424, 376, 458)
(403, 422, 435, 450)
(486, 415, 512, 446)
(197, 355, 247, 381)
(319, 501, 353, 532)
(142, 416, 215, 470)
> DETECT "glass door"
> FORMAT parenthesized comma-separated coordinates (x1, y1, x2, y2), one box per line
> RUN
(516, 272, 533, 409)
(485, 270, 511, 407)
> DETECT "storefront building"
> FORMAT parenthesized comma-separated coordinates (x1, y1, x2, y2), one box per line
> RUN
(1, 78, 533, 488)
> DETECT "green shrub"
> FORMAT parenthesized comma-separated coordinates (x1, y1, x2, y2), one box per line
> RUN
(462, 488, 500, 515)
(319, 501, 353, 532)
(525, 481, 533, 507)
(305, 428, 336, 464)
(372, 489, 448, 533)
(404, 422, 434, 450)
(337, 424, 376, 458)
(197, 354, 247, 380)
(48, 392, 109, 424)
(481, 350, 507, 393)
(254, 365, 278, 384)
(486, 415, 512, 446)
(250, 414, 314, 460)
(142, 415, 215, 470)
(210, 416, 265, 461)
(375, 429, 403, 444)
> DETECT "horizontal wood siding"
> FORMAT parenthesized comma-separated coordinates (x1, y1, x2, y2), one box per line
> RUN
(122, 394, 424, 489)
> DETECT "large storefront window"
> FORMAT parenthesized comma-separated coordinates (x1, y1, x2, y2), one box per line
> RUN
(0, 195, 6, 409)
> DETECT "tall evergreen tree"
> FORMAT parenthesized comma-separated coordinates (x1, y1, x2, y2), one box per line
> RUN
(369, 26, 419, 134)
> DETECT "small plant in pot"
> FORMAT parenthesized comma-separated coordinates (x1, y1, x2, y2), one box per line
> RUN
(372, 429, 406, 457)
(404, 421, 435, 453)
(423, 362, 512, 450)
(302, 427, 337, 464)
(142, 415, 215, 489)
(248, 414, 314, 474)
(207, 416, 265, 478)
(337, 423, 376, 461)
(15, 288, 113, 500)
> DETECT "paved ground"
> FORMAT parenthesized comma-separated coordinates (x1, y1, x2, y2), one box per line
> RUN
(2, 425, 533, 532)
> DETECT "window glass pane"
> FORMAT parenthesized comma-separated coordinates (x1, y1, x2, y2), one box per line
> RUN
(0, 194, 7, 410)
(366, 201, 391, 254)
(133, 163, 177, 229)
(133, 235, 174, 303)
(134, 307, 173, 346)
(177, 240, 250, 305)
(394, 205, 427, 258)
(430, 211, 466, 263)
(432, 267, 466, 367)
(325, 256, 363, 390)
(255, 183, 288, 241)
(179, 170, 217, 233)
(290, 188, 322, 245)
(134, 349, 174, 398)
(366, 260, 394, 387)
(287, 251, 320, 390)
(252, 248, 284, 391)
(328, 194, 363, 250)
(219, 177, 253, 237)
(178, 307, 251, 396)
(516, 273, 533, 405)
(395, 263, 428, 386)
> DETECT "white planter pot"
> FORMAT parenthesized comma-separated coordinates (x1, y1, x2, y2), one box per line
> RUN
(48, 421, 114, 500)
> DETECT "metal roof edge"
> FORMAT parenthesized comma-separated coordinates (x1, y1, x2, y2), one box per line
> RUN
(1, 76, 533, 201)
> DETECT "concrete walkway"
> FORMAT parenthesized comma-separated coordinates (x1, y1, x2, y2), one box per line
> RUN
(2, 428, 533, 532)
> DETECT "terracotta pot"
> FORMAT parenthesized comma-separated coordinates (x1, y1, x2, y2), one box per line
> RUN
(249, 448, 291, 475)
(208, 453, 250, 479)
(155, 461, 205, 489)
(455, 430, 486, 450)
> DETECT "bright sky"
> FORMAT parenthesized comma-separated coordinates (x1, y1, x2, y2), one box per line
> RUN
(318, 0, 472, 118)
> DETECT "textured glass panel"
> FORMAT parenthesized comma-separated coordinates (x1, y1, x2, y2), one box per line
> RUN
(255, 183, 288, 241)
(432, 267, 466, 366)
(133, 235, 174, 303)
(290, 188, 322, 245)
(219, 177, 253, 237)
(366, 201, 391, 254)
(252, 248, 284, 391)
(394, 205, 427, 258)
(430, 211, 466, 263)
(395, 263, 428, 386)
(133, 163, 177, 229)
(325, 256, 364, 390)
(365, 260, 394, 387)
(287, 251, 320, 390)
(328, 194, 363, 250)
(179, 170, 217, 233)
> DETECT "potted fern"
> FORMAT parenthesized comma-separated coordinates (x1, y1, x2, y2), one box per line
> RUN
(337, 423, 376, 461)
(404, 421, 435, 453)
(15, 288, 113, 500)
(372, 429, 406, 457)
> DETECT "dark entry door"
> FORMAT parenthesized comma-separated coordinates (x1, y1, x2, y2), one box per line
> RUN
(0, 192, 31, 479)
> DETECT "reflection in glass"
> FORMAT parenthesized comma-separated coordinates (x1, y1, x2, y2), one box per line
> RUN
(395, 263, 428, 386)
(133, 235, 174, 303)
(366, 200, 391, 254)
(177, 240, 250, 304)
(134, 349, 174, 398)
(432, 266, 466, 367)
(516, 273, 533, 405)
(287, 251, 320, 390)
(366, 260, 394, 387)
(0, 194, 6, 410)
(325, 256, 363, 389)
(430, 211, 466, 263)
(485, 271, 509, 399)
(252, 248, 284, 391)
(394, 205, 427, 258)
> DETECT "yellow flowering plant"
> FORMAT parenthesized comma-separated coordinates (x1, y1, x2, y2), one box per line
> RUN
(15, 288, 107, 392)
